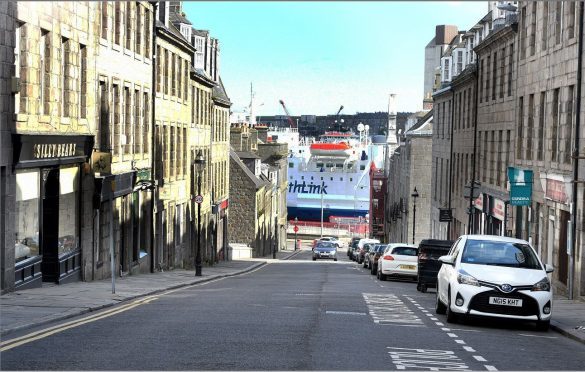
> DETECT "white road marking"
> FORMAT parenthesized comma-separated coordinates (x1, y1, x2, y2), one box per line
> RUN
(387, 347, 470, 371)
(436, 322, 444, 326)
(484, 365, 498, 370)
(463, 346, 476, 352)
(364, 293, 424, 325)
(441, 328, 450, 331)
(518, 333, 557, 339)
(474, 356, 487, 362)
(455, 340, 466, 344)
(326, 311, 366, 316)
(431, 317, 438, 321)
(447, 333, 458, 338)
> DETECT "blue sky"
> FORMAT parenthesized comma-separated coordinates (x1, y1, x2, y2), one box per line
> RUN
(183, 1, 489, 116)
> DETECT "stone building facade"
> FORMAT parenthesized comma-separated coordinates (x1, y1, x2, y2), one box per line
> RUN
(3, 2, 98, 291)
(514, 1, 584, 297)
(386, 113, 433, 244)
(93, 0, 155, 279)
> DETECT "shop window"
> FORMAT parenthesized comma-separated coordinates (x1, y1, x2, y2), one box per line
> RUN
(58, 166, 79, 255)
(15, 170, 40, 262)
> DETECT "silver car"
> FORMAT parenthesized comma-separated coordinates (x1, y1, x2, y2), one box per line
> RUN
(313, 242, 338, 261)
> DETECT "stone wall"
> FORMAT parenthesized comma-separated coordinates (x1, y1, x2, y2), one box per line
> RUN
(228, 155, 258, 248)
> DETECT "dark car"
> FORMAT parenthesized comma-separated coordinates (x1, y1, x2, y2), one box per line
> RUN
(365, 244, 387, 274)
(313, 242, 338, 261)
(416, 239, 454, 292)
(348, 237, 361, 257)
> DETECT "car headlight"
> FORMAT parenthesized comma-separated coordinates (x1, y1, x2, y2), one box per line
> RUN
(457, 269, 480, 287)
(531, 277, 551, 292)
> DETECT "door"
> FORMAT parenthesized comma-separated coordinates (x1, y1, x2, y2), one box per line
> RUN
(41, 168, 59, 282)
(558, 211, 569, 285)
(547, 218, 554, 267)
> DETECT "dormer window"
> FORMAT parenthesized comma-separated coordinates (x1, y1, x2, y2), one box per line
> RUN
(180, 24, 192, 42)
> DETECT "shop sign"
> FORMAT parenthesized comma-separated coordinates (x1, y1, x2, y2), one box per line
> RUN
(439, 208, 452, 222)
(491, 198, 506, 221)
(13, 134, 93, 166)
(474, 194, 484, 211)
(545, 178, 569, 204)
(508, 167, 533, 206)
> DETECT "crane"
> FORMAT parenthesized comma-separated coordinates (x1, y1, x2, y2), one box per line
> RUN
(279, 99, 296, 128)
(335, 105, 344, 131)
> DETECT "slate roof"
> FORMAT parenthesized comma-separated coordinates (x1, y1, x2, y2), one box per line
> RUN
(235, 151, 260, 160)
(212, 77, 231, 106)
(169, 11, 191, 25)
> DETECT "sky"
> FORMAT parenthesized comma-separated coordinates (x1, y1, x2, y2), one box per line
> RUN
(183, 1, 489, 116)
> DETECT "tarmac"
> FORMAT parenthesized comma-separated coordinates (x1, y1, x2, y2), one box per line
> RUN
(1, 247, 584, 346)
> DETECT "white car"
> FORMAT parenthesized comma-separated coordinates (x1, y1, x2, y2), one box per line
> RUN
(377, 243, 418, 280)
(317, 237, 343, 248)
(436, 235, 554, 331)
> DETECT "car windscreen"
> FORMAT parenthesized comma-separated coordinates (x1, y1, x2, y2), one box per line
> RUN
(391, 247, 417, 256)
(376, 245, 387, 253)
(460, 240, 542, 269)
(316, 242, 335, 248)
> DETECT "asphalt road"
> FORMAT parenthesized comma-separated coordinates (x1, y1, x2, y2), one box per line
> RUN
(2, 250, 584, 370)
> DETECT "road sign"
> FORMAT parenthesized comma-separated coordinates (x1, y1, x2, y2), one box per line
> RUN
(293, 225, 299, 233)
(194, 195, 203, 204)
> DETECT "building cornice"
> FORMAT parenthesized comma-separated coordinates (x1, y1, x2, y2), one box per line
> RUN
(474, 23, 517, 54)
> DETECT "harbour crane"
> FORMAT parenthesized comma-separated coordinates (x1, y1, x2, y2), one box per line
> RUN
(279, 99, 296, 128)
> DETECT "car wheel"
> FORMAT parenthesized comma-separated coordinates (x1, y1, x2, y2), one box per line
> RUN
(370, 265, 376, 275)
(446, 289, 457, 323)
(536, 320, 550, 332)
(435, 287, 446, 314)
(378, 267, 386, 281)
(312, 257, 317, 261)
(334, 258, 338, 262)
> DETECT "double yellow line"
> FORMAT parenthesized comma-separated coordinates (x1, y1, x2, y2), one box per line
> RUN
(0, 295, 159, 352)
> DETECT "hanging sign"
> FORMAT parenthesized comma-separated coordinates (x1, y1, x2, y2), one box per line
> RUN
(508, 167, 533, 206)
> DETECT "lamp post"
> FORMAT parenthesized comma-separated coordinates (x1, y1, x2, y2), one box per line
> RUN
(411, 187, 419, 244)
(294, 217, 298, 250)
(194, 150, 206, 276)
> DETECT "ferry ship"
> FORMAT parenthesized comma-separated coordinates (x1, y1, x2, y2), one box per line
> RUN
(271, 126, 387, 222)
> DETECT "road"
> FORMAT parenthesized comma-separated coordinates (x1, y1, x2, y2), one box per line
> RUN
(2, 249, 584, 370)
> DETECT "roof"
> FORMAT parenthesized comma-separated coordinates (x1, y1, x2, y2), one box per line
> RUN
(212, 77, 231, 107)
(156, 20, 195, 53)
(235, 151, 260, 159)
(230, 150, 266, 190)
(169, 11, 191, 25)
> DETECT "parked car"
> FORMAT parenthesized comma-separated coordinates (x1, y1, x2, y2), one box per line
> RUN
(416, 239, 454, 292)
(435, 235, 553, 331)
(356, 238, 380, 264)
(377, 243, 418, 281)
(365, 244, 387, 274)
(313, 241, 338, 261)
(348, 237, 361, 257)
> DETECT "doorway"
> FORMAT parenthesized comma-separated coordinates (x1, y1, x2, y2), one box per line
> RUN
(41, 168, 59, 282)
(558, 211, 569, 285)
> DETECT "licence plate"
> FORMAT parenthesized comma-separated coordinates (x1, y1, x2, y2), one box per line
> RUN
(399, 264, 415, 270)
(489, 297, 523, 307)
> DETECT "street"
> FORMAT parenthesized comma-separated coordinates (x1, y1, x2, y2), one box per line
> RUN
(1, 249, 584, 371)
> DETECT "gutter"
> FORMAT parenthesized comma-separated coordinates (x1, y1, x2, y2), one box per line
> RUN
(150, 1, 158, 274)
(447, 87, 455, 237)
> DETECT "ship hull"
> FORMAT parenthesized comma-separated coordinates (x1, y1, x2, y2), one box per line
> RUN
(287, 206, 368, 222)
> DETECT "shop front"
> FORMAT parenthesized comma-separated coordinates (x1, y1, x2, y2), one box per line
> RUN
(13, 134, 93, 289)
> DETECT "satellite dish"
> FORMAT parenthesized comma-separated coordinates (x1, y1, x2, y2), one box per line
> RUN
(357, 123, 365, 132)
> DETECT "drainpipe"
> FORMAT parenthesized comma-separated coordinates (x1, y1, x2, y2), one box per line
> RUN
(150, 1, 158, 273)
(468, 61, 480, 234)
(447, 88, 455, 238)
(569, 1, 584, 300)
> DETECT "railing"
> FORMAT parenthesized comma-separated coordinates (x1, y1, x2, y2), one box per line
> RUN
(287, 220, 370, 237)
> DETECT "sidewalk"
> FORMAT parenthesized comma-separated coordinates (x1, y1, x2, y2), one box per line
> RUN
(0, 249, 302, 337)
(1, 249, 584, 346)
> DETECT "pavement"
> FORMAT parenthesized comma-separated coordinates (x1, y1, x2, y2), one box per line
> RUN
(1, 247, 584, 346)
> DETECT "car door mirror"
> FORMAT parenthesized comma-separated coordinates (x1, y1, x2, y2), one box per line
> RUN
(545, 264, 554, 273)
(438, 255, 455, 266)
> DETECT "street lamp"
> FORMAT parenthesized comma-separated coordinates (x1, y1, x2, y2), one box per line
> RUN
(411, 187, 419, 244)
(194, 150, 206, 276)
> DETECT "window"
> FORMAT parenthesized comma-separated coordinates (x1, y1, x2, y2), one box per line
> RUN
(360, 165, 365, 170)
(485, 55, 490, 102)
(113, 83, 120, 154)
(80, 44, 87, 118)
(542, 2, 548, 51)
(555, 2, 563, 45)
(134, 89, 141, 154)
(508, 43, 514, 96)
(171, 53, 176, 96)
(61, 37, 70, 117)
(527, 94, 534, 160)
(551, 88, 560, 162)
(567, 2, 576, 39)
(565, 85, 575, 164)
(492, 52, 497, 101)
(156, 47, 162, 92)
(529, 2, 537, 56)
(517, 97, 524, 159)
(457, 51, 463, 74)
(520, 6, 527, 59)
(101, 1, 108, 40)
(144, 8, 151, 57)
(58, 166, 79, 255)
(177, 57, 182, 99)
(15, 170, 40, 262)
(170, 126, 176, 177)
(136, 3, 142, 54)
(143, 92, 149, 155)
(537, 92, 546, 161)
(125, 1, 132, 50)
(98, 81, 110, 151)
(114, 1, 121, 45)
(40, 29, 49, 115)
(499, 47, 505, 99)
(164, 50, 169, 95)
(124, 87, 132, 154)
(183, 127, 187, 176)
